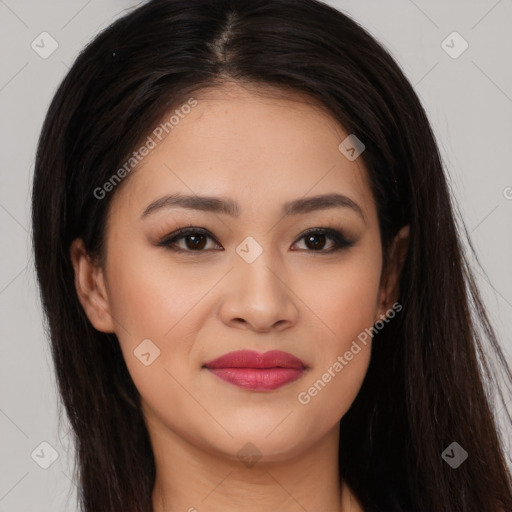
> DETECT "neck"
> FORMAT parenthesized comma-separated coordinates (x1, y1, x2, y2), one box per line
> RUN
(147, 415, 356, 512)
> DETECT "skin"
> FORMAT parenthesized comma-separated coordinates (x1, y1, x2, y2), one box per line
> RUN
(71, 81, 409, 512)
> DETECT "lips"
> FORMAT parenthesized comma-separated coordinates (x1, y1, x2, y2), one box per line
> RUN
(203, 350, 307, 391)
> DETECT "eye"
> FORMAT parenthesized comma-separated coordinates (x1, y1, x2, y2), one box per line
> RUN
(291, 228, 355, 253)
(158, 227, 222, 253)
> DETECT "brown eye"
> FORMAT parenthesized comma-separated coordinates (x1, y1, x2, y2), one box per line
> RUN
(292, 228, 355, 253)
(183, 233, 208, 250)
(304, 233, 330, 250)
(158, 227, 222, 253)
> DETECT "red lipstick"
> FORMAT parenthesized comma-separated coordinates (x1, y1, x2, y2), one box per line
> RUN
(203, 350, 307, 391)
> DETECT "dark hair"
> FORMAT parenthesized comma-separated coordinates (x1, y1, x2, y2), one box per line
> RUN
(31, 0, 512, 511)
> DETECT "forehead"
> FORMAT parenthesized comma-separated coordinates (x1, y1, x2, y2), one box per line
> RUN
(108, 81, 375, 221)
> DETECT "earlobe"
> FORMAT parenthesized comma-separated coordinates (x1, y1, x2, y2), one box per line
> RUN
(69, 238, 115, 333)
(376, 225, 410, 321)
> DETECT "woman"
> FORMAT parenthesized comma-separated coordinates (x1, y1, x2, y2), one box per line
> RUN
(31, 0, 512, 510)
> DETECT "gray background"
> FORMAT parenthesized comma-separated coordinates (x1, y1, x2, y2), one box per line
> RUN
(1, 1, 511, 510)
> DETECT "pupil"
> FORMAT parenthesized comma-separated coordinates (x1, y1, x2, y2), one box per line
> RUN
(307, 234, 325, 250)
(186, 234, 206, 250)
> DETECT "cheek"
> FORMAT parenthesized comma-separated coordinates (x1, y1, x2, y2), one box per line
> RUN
(298, 243, 382, 349)
(308, 262, 380, 335)
(292, 248, 381, 424)
(104, 242, 213, 338)
(102, 243, 214, 392)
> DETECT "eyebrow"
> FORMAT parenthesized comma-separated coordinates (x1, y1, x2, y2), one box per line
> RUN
(140, 192, 365, 222)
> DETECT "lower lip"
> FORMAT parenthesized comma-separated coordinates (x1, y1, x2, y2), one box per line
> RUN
(206, 368, 305, 390)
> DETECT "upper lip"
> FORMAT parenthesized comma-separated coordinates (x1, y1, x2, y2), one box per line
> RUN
(204, 350, 307, 370)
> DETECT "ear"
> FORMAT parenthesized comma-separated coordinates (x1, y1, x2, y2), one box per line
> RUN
(70, 238, 115, 333)
(376, 225, 409, 321)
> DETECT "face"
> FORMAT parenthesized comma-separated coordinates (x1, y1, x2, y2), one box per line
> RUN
(72, 82, 405, 463)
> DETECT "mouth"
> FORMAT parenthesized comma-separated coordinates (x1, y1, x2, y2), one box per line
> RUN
(203, 350, 308, 391)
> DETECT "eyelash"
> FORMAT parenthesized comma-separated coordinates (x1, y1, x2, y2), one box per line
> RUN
(157, 226, 355, 254)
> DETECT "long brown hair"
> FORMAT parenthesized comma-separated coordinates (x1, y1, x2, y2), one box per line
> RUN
(31, 0, 512, 510)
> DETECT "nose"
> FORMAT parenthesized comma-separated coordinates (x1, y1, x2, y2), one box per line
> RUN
(218, 251, 299, 333)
